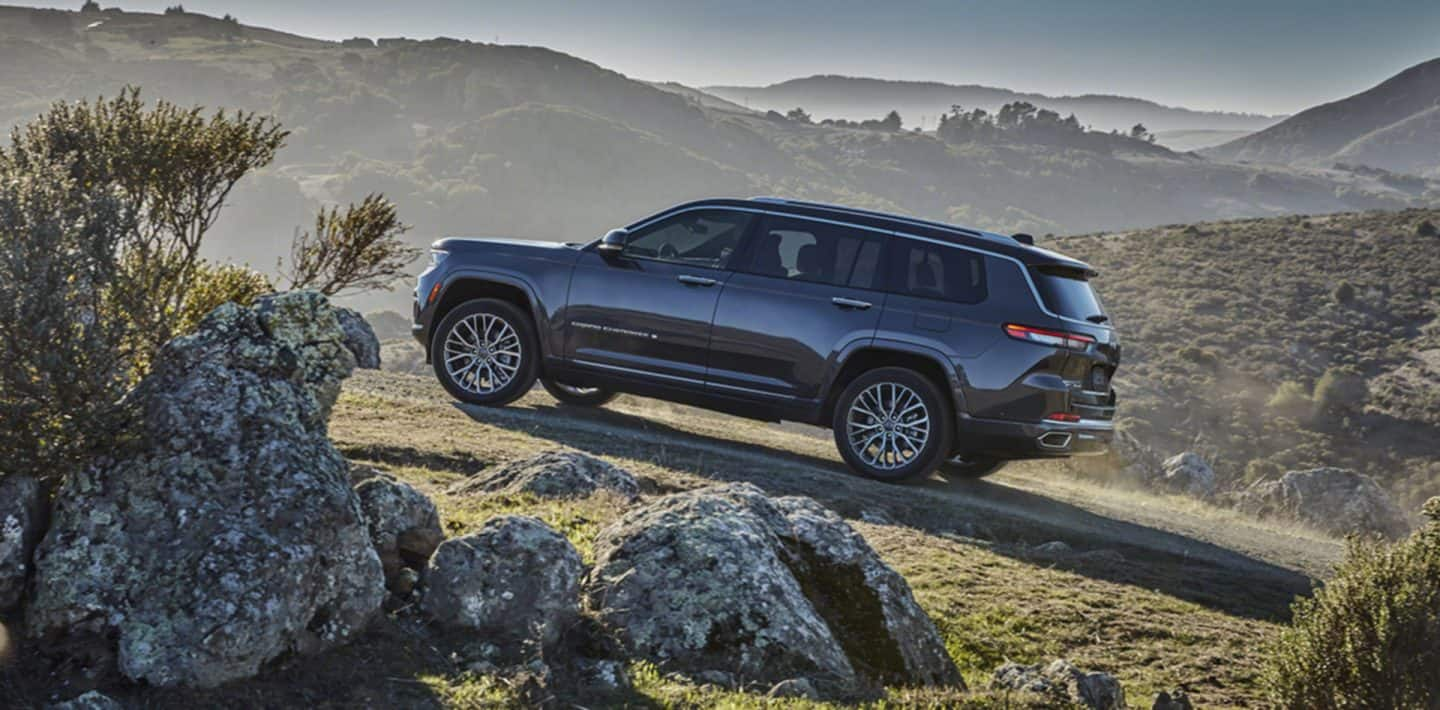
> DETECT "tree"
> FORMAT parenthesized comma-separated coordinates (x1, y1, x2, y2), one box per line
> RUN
(6, 88, 288, 357)
(80, 0, 100, 12)
(784, 107, 812, 124)
(879, 110, 902, 131)
(164, 4, 185, 14)
(1129, 123, 1151, 141)
(285, 194, 418, 296)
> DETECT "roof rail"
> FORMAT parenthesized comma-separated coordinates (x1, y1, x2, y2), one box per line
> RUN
(747, 196, 989, 239)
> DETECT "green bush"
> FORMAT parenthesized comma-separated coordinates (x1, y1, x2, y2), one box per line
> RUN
(1265, 499, 1440, 707)
(175, 262, 274, 336)
(1266, 380, 1314, 421)
(1313, 367, 1369, 415)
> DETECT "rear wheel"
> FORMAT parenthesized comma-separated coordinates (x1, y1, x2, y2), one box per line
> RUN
(541, 379, 617, 407)
(940, 455, 1006, 480)
(431, 299, 538, 406)
(832, 367, 953, 482)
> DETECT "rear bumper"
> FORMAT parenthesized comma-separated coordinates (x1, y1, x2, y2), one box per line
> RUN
(954, 414, 1113, 460)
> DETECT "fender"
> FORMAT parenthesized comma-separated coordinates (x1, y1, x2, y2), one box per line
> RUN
(429, 267, 551, 359)
(829, 337, 970, 415)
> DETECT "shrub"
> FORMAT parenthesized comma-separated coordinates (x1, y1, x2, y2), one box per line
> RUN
(174, 262, 274, 336)
(1266, 380, 1313, 421)
(1265, 499, 1440, 707)
(1313, 367, 1369, 415)
(285, 193, 417, 296)
(1417, 220, 1437, 237)
(1332, 281, 1355, 305)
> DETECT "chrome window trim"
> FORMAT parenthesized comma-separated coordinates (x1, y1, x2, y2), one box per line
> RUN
(626, 204, 1112, 330)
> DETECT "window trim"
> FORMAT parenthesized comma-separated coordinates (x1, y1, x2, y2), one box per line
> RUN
(617, 205, 1109, 329)
(617, 208, 756, 272)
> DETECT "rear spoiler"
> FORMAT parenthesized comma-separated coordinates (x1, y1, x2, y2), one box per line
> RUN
(1011, 233, 1035, 245)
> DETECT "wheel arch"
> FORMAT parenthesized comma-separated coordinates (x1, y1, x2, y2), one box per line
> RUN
(822, 342, 965, 424)
(428, 272, 544, 360)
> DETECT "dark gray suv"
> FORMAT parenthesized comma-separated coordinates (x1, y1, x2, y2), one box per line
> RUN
(412, 197, 1118, 481)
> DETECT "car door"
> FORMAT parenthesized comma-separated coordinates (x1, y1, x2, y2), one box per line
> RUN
(706, 214, 886, 402)
(564, 208, 754, 385)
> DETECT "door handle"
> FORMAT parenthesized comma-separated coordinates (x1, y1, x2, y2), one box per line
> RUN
(677, 274, 718, 287)
(832, 297, 872, 310)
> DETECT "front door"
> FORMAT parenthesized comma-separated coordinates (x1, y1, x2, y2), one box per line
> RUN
(707, 214, 887, 402)
(564, 208, 754, 385)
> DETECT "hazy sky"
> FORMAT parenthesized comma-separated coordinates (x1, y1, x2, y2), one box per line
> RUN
(53, 0, 1440, 115)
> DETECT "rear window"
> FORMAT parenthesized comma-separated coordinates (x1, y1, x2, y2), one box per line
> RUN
(1033, 266, 1106, 322)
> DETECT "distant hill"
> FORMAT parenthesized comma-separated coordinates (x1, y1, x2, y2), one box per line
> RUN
(1207, 58, 1440, 177)
(1153, 129, 1253, 152)
(0, 3, 1431, 314)
(1056, 209, 1440, 508)
(704, 75, 1284, 134)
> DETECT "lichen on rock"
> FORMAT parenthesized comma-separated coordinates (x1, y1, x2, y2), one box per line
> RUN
(448, 450, 641, 502)
(25, 291, 384, 688)
(0, 475, 44, 612)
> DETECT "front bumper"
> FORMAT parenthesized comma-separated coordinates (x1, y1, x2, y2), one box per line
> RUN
(955, 414, 1113, 460)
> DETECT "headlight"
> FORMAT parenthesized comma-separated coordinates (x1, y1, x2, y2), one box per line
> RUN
(429, 249, 449, 267)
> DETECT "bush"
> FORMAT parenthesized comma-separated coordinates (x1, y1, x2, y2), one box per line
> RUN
(1417, 220, 1437, 237)
(1313, 367, 1369, 415)
(1332, 281, 1355, 305)
(1266, 380, 1313, 421)
(1265, 499, 1440, 707)
(175, 262, 274, 336)
(285, 193, 417, 296)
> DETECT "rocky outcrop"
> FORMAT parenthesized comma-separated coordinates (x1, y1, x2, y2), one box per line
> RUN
(1152, 688, 1194, 710)
(449, 451, 640, 502)
(992, 659, 1126, 709)
(46, 691, 122, 710)
(1237, 467, 1408, 538)
(335, 306, 381, 369)
(584, 483, 961, 696)
(1159, 452, 1215, 498)
(355, 476, 444, 595)
(0, 475, 43, 611)
(26, 292, 384, 688)
(422, 516, 584, 650)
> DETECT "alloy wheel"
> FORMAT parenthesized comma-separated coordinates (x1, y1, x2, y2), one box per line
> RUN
(442, 313, 522, 395)
(846, 382, 931, 471)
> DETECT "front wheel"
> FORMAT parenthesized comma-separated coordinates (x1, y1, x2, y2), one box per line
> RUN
(431, 299, 538, 406)
(832, 367, 953, 482)
(541, 379, 617, 407)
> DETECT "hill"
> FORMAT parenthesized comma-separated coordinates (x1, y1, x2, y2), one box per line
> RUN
(1053, 208, 1440, 509)
(704, 74, 1284, 133)
(1207, 57, 1440, 176)
(0, 4, 1431, 314)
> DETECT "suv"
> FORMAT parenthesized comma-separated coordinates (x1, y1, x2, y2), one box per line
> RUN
(412, 197, 1118, 481)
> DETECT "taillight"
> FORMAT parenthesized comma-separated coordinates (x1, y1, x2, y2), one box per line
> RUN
(1045, 412, 1082, 423)
(1003, 323, 1095, 351)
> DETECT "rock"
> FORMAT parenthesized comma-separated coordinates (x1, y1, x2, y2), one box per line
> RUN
(0, 475, 44, 611)
(575, 657, 630, 692)
(859, 508, 894, 525)
(349, 462, 394, 485)
(26, 292, 384, 688)
(335, 306, 381, 369)
(448, 451, 640, 502)
(421, 516, 583, 650)
(1160, 452, 1216, 498)
(46, 691, 122, 710)
(992, 659, 1126, 709)
(768, 677, 820, 700)
(694, 669, 738, 688)
(355, 476, 443, 593)
(584, 484, 962, 696)
(1033, 540, 1073, 555)
(1152, 688, 1194, 710)
(1237, 467, 1409, 538)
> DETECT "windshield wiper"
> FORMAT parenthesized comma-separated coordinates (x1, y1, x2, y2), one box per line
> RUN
(1086, 314, 1110, 324)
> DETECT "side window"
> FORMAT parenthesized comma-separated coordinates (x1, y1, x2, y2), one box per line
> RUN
(741, 215, 883, 289)
(622, 209, 753, 270)
(888, 240, 987, 304)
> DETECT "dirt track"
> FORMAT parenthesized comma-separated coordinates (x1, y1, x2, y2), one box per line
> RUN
(346, 370, 1343, 621)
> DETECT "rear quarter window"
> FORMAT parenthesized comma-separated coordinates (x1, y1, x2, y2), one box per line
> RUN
(887, 241, 987, 304)
(1032, 266, 1106, 321)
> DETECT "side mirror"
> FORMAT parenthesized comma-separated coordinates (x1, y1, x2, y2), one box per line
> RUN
(597, 228, 628, 257)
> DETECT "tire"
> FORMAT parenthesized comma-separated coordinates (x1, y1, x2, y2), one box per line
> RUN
(832, 367, 954, 482)
(541, 378, 617, 407)
(940, 455, 1007, 480)
(431, 299, 538, 407)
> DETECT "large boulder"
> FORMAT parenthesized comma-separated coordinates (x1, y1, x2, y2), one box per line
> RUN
(992, 659, 1126, 709)
(26, 292, 384, 688)
(448, 451, 640, 502)
(356, 476, 444, 594)
(1159, 452, 1215, 498)
(1237, 467, 1408, 538)
(421, 516, 584, 650)
(335, 306, 381, 369)
(584, 483, 961, 695)
(0, 475, 44, 611)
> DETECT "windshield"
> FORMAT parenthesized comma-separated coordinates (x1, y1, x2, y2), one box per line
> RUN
(1032, 266, 1107, 323)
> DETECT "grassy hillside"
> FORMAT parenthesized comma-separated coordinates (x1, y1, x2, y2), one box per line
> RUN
(1054, 208, 1440, 508)
(1207, 57, 1440, 176)
(0, 3, 1431, 315)
(704, 74, 1283, 133)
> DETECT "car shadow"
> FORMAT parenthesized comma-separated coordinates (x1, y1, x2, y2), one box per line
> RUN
(457, 400, 1317, 623)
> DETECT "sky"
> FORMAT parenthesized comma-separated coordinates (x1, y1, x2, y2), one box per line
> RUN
(47, 0, 1440, 115)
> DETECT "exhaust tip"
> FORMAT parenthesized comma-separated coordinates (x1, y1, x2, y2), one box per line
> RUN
(1038, 432, 1073, 450)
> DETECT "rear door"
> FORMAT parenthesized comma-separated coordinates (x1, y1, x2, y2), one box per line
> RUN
(564, 208, 753, 385)
(706, 214, 886, 402)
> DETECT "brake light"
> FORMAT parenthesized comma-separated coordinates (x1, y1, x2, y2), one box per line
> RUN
(1003, 323, 1095, 351)
(1045, 412, 1082, 423)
